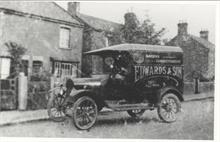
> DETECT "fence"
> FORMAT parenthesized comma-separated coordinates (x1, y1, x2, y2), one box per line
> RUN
(0, 73, 71, 110)
(0, 77, 18, 110)
(26, 73, 51, 110)
(27, 76, 72, 110)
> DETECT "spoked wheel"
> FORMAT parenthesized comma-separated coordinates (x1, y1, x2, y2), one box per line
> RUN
(72, 96, 98, 130)
(47, 94, 66, 122)
(127, 109, 145, 118)
(157, 93, 181, 123)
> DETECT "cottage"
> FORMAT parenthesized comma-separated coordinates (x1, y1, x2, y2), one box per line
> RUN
(0, 2, 84, 79)
(67, 2, 123, 77)
(167, 22, 215, 81)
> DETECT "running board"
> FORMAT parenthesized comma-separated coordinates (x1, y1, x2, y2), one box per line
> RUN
(105, 101, 153, 111)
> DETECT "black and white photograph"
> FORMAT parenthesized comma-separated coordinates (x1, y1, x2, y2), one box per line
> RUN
(0, 1, 219, 141)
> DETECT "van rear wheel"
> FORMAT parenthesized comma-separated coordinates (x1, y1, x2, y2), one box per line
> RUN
(157, 93, 181, 123)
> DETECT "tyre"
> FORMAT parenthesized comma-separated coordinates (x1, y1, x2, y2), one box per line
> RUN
(127, 109, 145, 118)
(157, 93, 181, 123)
(72, 96, 98, 130)
(47, 94, 66, 122)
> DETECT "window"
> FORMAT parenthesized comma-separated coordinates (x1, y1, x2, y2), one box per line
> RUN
(53, 61, 77, 78)
(0, 57, 11, 79)
(32, 61, 43, 74)
(59, 27, 70, 49)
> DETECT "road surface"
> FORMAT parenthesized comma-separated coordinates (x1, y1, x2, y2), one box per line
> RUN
(0, 98, 214, 140)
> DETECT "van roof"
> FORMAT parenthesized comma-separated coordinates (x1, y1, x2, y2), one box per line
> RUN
(85, 44, 183, 55)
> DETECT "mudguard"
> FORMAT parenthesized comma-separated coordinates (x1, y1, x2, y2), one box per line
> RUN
(66, 89, 104, 108)
(159, 86, 184, 102)
(69, 89, 88, 97)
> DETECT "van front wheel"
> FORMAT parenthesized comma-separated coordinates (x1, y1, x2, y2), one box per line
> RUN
(47, 95, 66, 122)
(72, 96, 98, 130)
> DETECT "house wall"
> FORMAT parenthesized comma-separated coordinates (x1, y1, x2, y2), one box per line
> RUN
(81, 29, 92, 77)
(208, 48, 215, 79)
(81, 29, 106, 76)
(168, 36, 210, 81)
(90, 31, 106, 75)
(81, 27, 122, 77)
(1, 13, 83, 74)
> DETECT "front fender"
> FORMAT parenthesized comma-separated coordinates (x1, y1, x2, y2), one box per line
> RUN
(69, 89, 91, 97)
(66, 89, 105, 109)
(66, 89, 96, 103)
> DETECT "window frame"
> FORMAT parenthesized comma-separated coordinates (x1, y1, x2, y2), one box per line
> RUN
(59, 26, 71, 49)
(32, 60, 43, 74)
(51, 60, 79, 78)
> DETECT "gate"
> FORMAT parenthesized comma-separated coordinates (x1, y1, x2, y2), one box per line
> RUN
(0, 77, 18, 110)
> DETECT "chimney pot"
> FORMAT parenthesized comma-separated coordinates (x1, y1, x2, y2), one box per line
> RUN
(200, 30, 209, 40)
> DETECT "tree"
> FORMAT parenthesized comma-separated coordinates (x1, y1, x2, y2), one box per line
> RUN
(120, 12, 166, 45)
(5, 41, 27, 77)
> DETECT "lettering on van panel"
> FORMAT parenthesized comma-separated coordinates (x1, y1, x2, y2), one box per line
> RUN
(145, 54, 160, 58)
(145, 59, 182, 64)
(134, 65, 182, 82)
(155, 59, 181, 64)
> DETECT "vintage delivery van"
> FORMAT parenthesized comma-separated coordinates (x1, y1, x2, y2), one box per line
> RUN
(47, 44, 184, 130)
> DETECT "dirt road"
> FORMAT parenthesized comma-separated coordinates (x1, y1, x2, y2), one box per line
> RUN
(0, 98, 214, 139)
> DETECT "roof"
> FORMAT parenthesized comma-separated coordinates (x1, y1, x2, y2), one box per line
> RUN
(0, 2, 82, 26)
(189, 35, 215, 50)
(168, 34, 215, 50)
(85, 43, 183, 55)
(77, 13, 123, 32)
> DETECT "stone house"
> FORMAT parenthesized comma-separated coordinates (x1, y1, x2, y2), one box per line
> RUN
(0, 2, 84, 79)
(167, 22, 215, 81)
(67, 2, 123, 77)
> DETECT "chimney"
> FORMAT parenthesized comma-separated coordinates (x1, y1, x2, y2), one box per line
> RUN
(178, 22, 188, 35)
(200, 30, 209, 40)
(67, 2, 80, 16)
